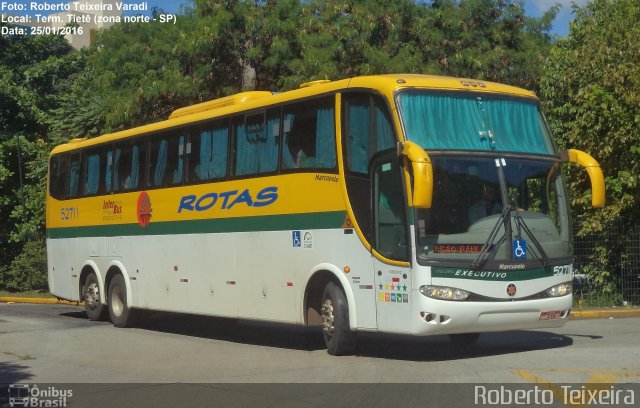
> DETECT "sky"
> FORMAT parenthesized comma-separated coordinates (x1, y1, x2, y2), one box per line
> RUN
(522, 0, 589, 37)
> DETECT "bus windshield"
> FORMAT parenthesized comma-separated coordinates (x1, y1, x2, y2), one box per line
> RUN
(414, 155, 571, 265)
(398, 91, 555, 155)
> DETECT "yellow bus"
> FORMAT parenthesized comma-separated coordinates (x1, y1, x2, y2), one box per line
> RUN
(46, 74, 604, 355)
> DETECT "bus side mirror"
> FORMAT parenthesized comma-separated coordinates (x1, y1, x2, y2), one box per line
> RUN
(559, 149, 605, 208)
(400, 141, 433, 209)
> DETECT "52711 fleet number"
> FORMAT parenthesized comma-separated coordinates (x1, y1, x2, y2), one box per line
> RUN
(60, 207, 79, 221)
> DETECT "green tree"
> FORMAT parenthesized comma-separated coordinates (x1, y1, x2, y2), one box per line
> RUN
(0, 24, 73, 135)
(0, 239, 48, 292)
(84, 18, 203, 129)
(410, 0, 556, 91)
(540, 0, 640, 295)
(249, 0, 550, 90)
(0, 28, 77, 291)
(68, 4, 256, 132)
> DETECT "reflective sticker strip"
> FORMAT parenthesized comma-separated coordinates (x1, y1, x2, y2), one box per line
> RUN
(47, 211, 347, 239)
(432, 266, 556, 281)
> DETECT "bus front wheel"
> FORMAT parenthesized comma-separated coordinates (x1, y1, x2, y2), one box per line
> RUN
(321, 282, 356, 356)
(83, 272, 107, 321)
(108, 274, 136, 328)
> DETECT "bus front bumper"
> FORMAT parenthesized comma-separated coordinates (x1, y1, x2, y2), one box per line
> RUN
(408, 293, 573, 336)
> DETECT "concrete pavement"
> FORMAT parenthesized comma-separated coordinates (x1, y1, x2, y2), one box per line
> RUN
(2, 295, 639, 319)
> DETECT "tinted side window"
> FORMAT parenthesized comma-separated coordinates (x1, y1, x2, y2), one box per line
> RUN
(282, 97, 336, 170)
(188, 121, 229, 182)
(373, 157, 408, 261)
(83, 146, 112, 196)
(148, 132, 185, 188)
(49, 154, 67, 200)
(234, 110, 280, 176)
(114, 139, 146, 192)
(68, 154, 81, 198)
(343, 93, 396, 174)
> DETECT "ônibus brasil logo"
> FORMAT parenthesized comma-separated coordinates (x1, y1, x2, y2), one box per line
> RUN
(137, 192, 152, 228)
(7, 384, 73, 407)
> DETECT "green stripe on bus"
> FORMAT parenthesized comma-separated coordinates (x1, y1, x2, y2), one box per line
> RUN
(47, 211, 347, 239)
(432, 266, 554, 281)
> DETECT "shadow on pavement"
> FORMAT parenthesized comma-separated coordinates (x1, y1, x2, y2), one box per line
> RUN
(59, 311, 89, 320)
(0, 361, 33, 383)
(354, 329, 575, 361)
(62, 309, 583, 361)
(133, 311, 327, 352)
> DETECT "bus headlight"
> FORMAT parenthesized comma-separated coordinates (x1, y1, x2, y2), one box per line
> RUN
(420, 285, 469, 301)
(546, 282, 573, 297)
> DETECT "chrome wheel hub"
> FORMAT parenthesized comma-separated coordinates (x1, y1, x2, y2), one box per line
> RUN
(85, 282, 100, 311)
(321, 299, 335, 337)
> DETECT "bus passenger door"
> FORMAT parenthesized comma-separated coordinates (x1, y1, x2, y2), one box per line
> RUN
(371, 154, 413, 333)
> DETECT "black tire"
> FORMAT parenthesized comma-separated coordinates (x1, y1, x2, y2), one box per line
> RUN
(83, 272, 107, 321)
(321, 281, 356, 355)
(108, 274, 136, 328)
(448, 333, 481, 346)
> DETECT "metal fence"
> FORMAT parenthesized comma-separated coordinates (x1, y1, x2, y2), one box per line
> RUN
(573, 220, 640, 305)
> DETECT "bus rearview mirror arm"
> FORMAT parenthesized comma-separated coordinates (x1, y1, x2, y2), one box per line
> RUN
(399, 141, 433, 209)
(558, 149, 605, 208)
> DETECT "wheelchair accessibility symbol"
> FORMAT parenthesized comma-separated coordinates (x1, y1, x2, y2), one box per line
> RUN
(512, 239, 527, 259)
(292, 231, 301, 247)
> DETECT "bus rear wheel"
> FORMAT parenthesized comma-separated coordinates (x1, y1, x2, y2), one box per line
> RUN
(83, 272, 106, 321)
(108, 274, 136, 328)
(321, 282, 356, 356)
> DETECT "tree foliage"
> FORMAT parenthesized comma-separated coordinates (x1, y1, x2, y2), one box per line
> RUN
(0, 26, 80, 289)
(540, 0, 640, 292)
(0, 239, 47, 292)
(191, 0, 558, 92)
(63, 0, 557, 135)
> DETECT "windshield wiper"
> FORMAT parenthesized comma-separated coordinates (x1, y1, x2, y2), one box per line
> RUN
(472, 157, 511, 270)
(471, 205, 509, 270)
(471, 208, 552, 270)
(513, 210, 550, 267)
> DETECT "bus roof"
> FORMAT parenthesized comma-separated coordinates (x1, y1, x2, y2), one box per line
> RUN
(50, 74, 537, 155)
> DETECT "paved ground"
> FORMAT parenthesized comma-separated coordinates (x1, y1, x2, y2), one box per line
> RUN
(1, 300, 639, 407)
(3, 294, 640, 318)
